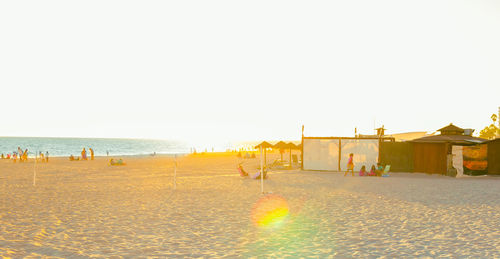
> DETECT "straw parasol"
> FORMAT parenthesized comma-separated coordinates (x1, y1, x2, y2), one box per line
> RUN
(254, 141, 273, 167)
(285, 142, 300, 164)
(273, 141, 288, 161)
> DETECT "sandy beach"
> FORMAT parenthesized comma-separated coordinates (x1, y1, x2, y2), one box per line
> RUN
(0, 153, 499, 257)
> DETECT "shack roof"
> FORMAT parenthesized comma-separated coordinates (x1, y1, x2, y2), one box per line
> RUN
(438, 123, 464, 135)
(410, 134, 486, 145)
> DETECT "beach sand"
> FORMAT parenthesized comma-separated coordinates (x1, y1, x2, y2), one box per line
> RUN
(0, 153, 499, 257)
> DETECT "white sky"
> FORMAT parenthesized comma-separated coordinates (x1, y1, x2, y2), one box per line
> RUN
(1, 0, 499, 146)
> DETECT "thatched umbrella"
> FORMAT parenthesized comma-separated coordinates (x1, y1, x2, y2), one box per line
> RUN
(254, 141, 273, 167)
(286, 142, 299, 163)
(273, 141, 288, 161)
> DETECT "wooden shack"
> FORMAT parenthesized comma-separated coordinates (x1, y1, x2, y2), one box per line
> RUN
(410, 124, 487, 175)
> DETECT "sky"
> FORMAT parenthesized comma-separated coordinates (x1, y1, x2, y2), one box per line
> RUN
(1, 0, 499, 147)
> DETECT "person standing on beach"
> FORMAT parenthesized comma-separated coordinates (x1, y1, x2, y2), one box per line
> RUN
(344, 153, 355, 176)
(23, 149, 28, 162)
(81, 148, 87, 160)
(46, 151, 49, 162)
(17, 147, 23, 162)
(89, 148, 94, 160)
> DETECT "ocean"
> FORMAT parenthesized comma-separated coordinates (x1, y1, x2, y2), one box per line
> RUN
(0, 137, 191, 157)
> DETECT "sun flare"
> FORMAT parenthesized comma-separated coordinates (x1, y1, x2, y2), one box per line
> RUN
(251, 194, 290, 228)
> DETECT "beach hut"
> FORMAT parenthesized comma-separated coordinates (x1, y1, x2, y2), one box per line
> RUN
(411, 124, 487, 175)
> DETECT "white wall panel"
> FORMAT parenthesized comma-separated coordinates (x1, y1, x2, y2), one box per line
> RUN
(303, 139, 339, 171)
(339, 139, 379, 171)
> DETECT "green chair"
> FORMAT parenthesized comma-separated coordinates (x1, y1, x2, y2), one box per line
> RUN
(381, 165, 391, 177)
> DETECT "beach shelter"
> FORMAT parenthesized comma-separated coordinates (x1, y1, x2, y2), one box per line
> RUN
(273, 141, 288, 161)
(285, 142, 299, 165)
(411, 124, 487, 175)
(254, 141, 273, 168)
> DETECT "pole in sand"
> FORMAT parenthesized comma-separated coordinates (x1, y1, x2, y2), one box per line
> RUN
(173, 155, 177, 190)
(33, 151, 37, 186)
(260, 146, 264, 194)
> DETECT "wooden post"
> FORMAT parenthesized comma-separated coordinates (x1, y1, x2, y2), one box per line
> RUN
(338, 139, 342, 171)
(260, 146, 264, 194)
(301, 125, 304, 170)
(33, 151, 37, 186)
(264, 148, 267, 169)
(173, 155, 177, 190)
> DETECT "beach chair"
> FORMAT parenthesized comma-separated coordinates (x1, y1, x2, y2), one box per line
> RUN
(251, 169, 268, 180)
(381, 165, 391, 177)
(268, 159, 282, 169)
(269, 159, 292, 169)
(292, 154, 300, 164)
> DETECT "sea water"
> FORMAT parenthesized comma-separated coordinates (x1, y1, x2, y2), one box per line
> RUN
(0, 137, 191, 157)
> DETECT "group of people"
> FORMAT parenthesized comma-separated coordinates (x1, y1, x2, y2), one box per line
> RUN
(357, 164, 385, 177)
(0, 147, 50, 163)
(37, 151, 49, 162)
(81, 147, 94, 160)
(109, 158, 125, 166)
(344, 153, 387, 177)
(69, 147, 95, 161)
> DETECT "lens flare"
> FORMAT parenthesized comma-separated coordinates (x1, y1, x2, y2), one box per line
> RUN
(251, 194, 289, 227)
